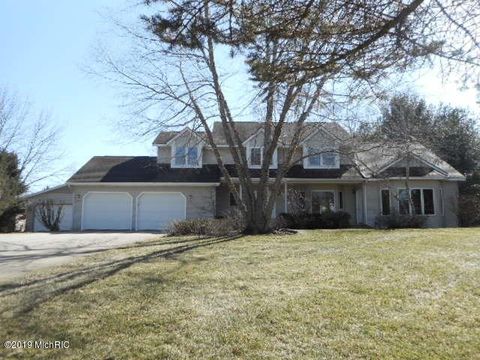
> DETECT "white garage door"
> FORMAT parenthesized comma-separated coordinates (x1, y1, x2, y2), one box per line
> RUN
(34, 205, 73, 232)
(136, 192, 186, 231)
(82, 192, 132, 230)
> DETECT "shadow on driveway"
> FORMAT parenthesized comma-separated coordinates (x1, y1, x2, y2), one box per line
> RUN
(0, 235, 241, 316)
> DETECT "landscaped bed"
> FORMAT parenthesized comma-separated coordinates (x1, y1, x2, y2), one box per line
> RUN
(1, 228, 479, 359)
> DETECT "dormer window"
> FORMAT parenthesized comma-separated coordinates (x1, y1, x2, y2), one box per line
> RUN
(249, 147, 262, 167)
(305, 147, 339, 169)
(173, 146, 200, 167)
(247, 147, 278, 168)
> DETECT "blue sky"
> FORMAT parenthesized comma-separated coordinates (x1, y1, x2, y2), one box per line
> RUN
(1, 1, 479, 192)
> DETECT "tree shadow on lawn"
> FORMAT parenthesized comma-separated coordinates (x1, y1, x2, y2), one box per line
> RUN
(0, 235, 207, 260)
(0, 235, 242, 317)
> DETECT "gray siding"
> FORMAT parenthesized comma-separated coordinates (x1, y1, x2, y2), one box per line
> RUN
(25, 186, 74, 231)
(362, 180, 459, 227)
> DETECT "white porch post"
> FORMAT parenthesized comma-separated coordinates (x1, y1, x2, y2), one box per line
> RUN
(284, 181, 288, 213)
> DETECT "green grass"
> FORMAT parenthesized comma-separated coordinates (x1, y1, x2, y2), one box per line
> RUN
(1, 228, 479, 359)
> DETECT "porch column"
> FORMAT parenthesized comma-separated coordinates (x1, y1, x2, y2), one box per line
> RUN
(284, 181, 288, 213)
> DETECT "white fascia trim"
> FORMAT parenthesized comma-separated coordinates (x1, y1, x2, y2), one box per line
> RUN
(367, 177, 462, 181)
(21, 184, 70, 199)
(221, 177, 363, 184)
(283, 178, 362, 183)
(67, 182, 220, 187)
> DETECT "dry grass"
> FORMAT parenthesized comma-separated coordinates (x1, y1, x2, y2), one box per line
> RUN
(1, 228, 479, 359)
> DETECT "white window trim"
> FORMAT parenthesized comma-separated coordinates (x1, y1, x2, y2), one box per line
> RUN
(171, 144, 203, 168)
(303, 147, 340, 169)
(397, 188, 436, 216)
(311, 190, 336, 213)
(247, 146, 278, 169)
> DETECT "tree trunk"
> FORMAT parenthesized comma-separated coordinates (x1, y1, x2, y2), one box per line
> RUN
(242, 199, 273, 234)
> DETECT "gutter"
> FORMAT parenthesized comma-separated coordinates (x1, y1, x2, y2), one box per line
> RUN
(66, 182, 220, 187)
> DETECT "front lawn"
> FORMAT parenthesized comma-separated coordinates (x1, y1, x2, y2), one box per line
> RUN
(1, 228, 479, 359)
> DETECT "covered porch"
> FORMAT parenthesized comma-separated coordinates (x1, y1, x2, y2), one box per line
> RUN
(215, 179, 366, 225)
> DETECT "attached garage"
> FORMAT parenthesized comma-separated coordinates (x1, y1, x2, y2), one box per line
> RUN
(34, 204, 73, 232)
(82, 192, 133, 230)
(136, 192, 186, 231)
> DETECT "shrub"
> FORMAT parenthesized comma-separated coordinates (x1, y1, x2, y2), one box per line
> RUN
(0, 205, 23, 233)
(275, 211, 351, 229)
(169, 216, 243, 237)
(458, 193, 480, 227)
(35, 200, 64, 232)
(375, 212, 427, 229)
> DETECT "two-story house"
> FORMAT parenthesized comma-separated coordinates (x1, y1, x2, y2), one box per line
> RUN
(25, 121, 465, 231)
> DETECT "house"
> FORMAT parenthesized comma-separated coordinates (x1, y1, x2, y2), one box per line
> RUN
(24, 122, 465, 231)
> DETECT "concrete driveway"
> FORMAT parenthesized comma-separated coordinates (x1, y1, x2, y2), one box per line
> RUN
(0, 232, 163, 281)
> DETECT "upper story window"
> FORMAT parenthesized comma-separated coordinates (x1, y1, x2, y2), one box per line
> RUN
(247, 147, 277, 168)
(305, 147, 339, 168)
(249, 147, 262, 167)
(173, 146, 200, 167)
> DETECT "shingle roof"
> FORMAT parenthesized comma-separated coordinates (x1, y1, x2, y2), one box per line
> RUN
(152, 131, 179, 145)
(67, 156, 363, 183)
(67, 157, 221, 183)
(353, 142, 465, 179)
(152, 121, 349, 145)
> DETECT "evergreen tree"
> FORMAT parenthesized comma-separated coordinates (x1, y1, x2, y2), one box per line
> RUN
(0, 151, 26, 232)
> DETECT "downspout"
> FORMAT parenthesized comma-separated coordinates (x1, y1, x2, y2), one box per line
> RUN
(284, 181, 288, 213)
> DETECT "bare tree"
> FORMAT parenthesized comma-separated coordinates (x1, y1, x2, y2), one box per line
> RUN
(0, 88, 63, 190)
(96, 0, 480, 233)
(35, 200, 64, 232)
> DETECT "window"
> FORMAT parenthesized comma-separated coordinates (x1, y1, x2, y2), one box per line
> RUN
(187, 147, 198, 165)
(411, 189, 422, 215)
(306, 148, 338, 168)
(381, 189, 391, 215)
(423, 189, 435, 215)
(307, 148, 321, 167)
(229, 193, 237, 207)
(312, 191, 335, 214)
(338, 191, 344, 209)
(174, 146, 199, 167)
(174, 146, 186, 166)
(397, 188, 435, 215)
(249, 147, 262, 167)
(439, 188, 444, 216)
(398, 189, 410, 215)
(322, 152, 337, 167)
